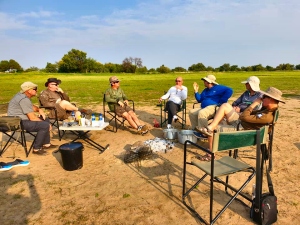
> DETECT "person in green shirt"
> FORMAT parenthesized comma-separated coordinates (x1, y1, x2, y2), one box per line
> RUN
(105, 76, 148, 135)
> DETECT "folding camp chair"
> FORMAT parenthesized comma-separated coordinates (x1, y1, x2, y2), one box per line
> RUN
(38, 98, 63, 141)
(0, 116, 36, 157)
(157, 98, 186, 129)
(103, 93, 135, 132)
(182, 126, 268, 224)
(267, 109, 279, 172)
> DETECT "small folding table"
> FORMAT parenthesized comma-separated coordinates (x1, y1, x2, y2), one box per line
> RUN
(60, 122, 110, 153)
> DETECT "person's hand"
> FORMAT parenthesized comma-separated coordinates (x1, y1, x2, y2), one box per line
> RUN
(39, 109, 46, 120)
(57, 87, 64, 93)
(118, 101, 124, 107)
(159, 98, 162, 103)
(233, 106, 241, 113)
(250, 98, 262, 108)
(193, 82, 199, 92)
(124, 100, 129, 105)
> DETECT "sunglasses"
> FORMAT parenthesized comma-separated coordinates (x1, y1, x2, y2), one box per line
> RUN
(32, 88, 38, 91)
(175, 80, 182, 82)
(262, 95, 270, 99)
(113, 81, 119, 84)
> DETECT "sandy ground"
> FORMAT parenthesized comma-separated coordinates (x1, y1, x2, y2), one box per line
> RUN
(0, 98, 300, 225)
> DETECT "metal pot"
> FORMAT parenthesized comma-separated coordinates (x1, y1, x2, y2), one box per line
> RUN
(178, 130, 197, 144)
(163, 128, 178, 140)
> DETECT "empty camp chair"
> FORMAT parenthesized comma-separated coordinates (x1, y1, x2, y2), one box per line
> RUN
(157, 98, 186, 129)
(0, 116, 36, 157)
(182, 126, 268, 224)
(103, 93, 135, 132)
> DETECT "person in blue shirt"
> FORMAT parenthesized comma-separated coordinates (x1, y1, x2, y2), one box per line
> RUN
(189, 75, 233, 130)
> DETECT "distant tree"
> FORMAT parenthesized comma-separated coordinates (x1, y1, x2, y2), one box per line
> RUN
(276, 63, 294, 70)
(58, 49, 87, 73)
(136, 66, 148, 74)
(188, 63, 206, 71)
(122, 57, 143, 73)
(104, 63, 118, 73)
(45, 62, 58, 73)
(206, 66, 214, 71)
(148, 68, 156, 73)
(172, 67, 187, 72)
(0, 60, 9, 72)
(157, 64, 171, 73)
(25, 66, 39, 72)
(218, 63, 230, 72)
(265, 65, 275, 71)
(9, 59, 23, 71)
(251, 64, 265, 71)
(295, 64, 300, 70)
(230, 65, 240, 71)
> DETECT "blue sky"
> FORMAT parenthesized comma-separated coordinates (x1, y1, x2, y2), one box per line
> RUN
(0, 0, 299, 70)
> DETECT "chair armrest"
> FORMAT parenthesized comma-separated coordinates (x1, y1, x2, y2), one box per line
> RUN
(193, 102, 199, 109)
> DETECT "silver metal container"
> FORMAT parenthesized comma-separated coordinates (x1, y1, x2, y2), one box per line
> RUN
(178, 130, 197, 144)
(163, 128, 178, 140)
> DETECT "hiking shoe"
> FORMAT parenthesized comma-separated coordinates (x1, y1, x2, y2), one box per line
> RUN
(173, 116, 179, 123)
(140, 125, 148, 135)
(32, 149, 48, 156)
(0, 163, 13, 171)
(193, 132, 207, 139)
(7, 159, 30, 167)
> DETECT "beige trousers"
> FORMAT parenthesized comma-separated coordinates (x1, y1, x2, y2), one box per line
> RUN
(188, 105, 218, 129)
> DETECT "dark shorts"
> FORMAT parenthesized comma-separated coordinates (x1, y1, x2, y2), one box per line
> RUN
(115, 105, 133, 117)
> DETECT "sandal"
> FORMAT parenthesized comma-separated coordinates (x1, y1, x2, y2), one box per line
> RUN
(195, 126, 213, 137)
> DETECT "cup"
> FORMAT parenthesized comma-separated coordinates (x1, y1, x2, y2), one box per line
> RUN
(86, 119, 91, 126)
(80, 118, 86, 127)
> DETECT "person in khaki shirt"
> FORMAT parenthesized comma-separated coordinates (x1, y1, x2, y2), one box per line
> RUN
(196, 87, 284, 161)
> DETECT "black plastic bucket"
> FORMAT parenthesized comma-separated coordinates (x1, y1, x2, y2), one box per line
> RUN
(59, 142, 83, 171)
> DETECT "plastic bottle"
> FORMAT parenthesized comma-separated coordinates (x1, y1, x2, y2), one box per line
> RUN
(91, 113, 95, 121)
(251, 183, 256, 200)
(99, 113, 104, 126)
(71, 111, 75, 121)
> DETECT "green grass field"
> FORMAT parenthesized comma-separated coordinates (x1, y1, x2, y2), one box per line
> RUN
(1, 71, 299, 107)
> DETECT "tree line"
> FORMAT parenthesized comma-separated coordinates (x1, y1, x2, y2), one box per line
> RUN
(1, 48, 300, 73)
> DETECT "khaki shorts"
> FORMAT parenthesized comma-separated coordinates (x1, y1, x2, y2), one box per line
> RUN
(115, 105, 133, 117)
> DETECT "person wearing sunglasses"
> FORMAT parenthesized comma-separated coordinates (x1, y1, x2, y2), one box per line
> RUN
(195, 87, 284, 161)
(39, 78, 92, 121)
(105, 76, 148, 135)
(7, 81, 56, 155)
(159, 77, 188, 128)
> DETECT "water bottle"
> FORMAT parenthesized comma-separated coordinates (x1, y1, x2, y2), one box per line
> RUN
(91, 113, 95, 121)
(71, 111, 75, 121)
(99, 113, 104, 126)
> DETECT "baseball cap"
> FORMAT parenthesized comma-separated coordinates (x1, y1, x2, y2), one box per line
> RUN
(20, 82, 38, 93)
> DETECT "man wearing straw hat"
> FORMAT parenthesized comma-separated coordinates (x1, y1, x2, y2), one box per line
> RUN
(195, 87, 285, 161)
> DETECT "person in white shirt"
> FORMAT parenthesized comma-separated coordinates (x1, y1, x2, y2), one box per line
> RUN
(159, 77, 188, 128)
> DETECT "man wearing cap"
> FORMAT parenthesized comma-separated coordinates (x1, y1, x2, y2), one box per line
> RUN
(196, 87, 284, 161)
(189, 74, 233, 130)
(7, 81, 55, 155)
(105, 76, 148, 134)
(232, 76, 262, 113)
(39, 78, 91, 120)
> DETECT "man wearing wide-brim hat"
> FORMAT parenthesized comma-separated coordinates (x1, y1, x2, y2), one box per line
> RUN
(195, 87, 284, 160)
(39, 78, 92, 120)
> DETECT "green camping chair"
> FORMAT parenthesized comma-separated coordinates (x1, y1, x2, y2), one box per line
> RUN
(182, 126, 268, 224)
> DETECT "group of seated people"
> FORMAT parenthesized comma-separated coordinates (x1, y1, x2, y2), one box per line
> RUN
(160, 74, 284, 161)
(6, 75, 284, 159)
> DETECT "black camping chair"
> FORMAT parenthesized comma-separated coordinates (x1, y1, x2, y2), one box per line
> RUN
(182, 126, 268, 224)
(157, 95, 186, 129)
(103, 93, 135, 132)
(0, 116, 36, 157)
